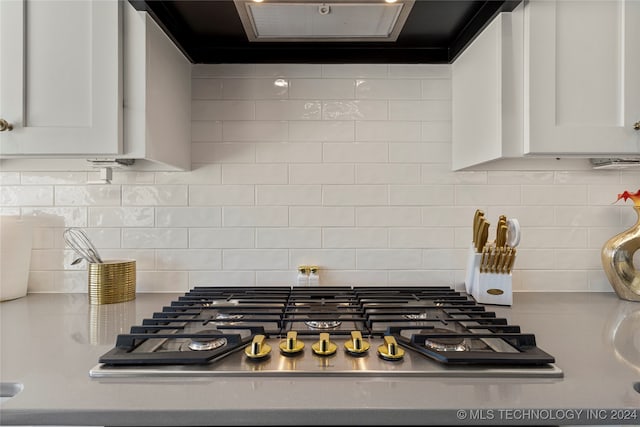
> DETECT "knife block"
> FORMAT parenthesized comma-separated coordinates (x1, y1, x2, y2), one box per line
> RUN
(472, 271, 512, 306)
(464, 244, 481, 295)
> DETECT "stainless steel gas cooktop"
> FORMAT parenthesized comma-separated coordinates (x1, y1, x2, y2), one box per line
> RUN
(90, 286, 563, 379)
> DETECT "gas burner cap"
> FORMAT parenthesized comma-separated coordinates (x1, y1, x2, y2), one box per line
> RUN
(215, 312, 244, 320)
(404, 312, 428, 320)
(423, 328, 467, 352)
(186, 333, 228, 352)
(305, 320, 342, 329)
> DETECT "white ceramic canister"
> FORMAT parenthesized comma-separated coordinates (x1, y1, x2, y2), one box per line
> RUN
(0, 216, 34, 301)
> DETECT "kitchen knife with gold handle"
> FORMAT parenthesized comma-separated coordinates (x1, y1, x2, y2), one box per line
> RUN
(496, 223, 508, 248)
(472, 209, 484, 246)
(476, 220, 489, 252)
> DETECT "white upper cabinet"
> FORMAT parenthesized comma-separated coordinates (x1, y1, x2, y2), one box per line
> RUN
(526, 0, 640, 155)
(0, 0, 121, 156)
(452, 0, 640, 170)
(0, 0, 191, 170)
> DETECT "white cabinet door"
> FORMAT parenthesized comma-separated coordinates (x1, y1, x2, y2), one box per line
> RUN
(452, 10, 523, 170)
(0, 0, 121, 156)
(526, 0, 640, 155)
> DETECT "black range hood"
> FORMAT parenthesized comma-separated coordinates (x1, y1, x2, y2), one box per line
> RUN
(129, 0, 521, 64)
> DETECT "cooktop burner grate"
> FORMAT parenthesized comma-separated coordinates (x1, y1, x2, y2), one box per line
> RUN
(93, 285, 561, 378)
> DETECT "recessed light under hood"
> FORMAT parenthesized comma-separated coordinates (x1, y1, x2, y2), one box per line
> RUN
(234, 0, 415, 42)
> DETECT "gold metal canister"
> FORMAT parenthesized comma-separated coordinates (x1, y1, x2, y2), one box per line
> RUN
(88, 260, 136, 305)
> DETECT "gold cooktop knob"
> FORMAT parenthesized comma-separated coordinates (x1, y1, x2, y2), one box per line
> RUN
(245, 334, 271, 359)
(344, 330, 370, 355)
(279, 331, 305, 354)
(377, 335, 404, 361)
(311, 332, 337, 356)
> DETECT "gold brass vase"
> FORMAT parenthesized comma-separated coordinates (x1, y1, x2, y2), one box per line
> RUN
(602, 206, 640, 301)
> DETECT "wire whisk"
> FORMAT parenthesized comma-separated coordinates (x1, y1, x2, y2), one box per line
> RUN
(64, 227, 103, 264)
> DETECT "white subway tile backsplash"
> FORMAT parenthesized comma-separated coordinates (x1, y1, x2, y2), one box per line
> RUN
(389, 227, 454, 248)
(192, 100, 255, 121)
(522, 185, 587, 206)
(319, 269, 388, 286)
(488, 171, 554, 185)
(388, 270, 455, 285)
(356, 121, 421, 142)
(23, 207, 87, 228)
(192, 143, 255, 164)
(421, 121, 452, 141)
(421, 79, 452, 99)
(357, 249, 422, 270)
(257, 228, 321, 248)
(455, 185, 521, 206)
(82, 228, 122, 249)
(0, 172, 20, 185)
(156, 164, 222, 185)
(122, 228, 188, 249)
(422, 207, 477, 227)
(256, 270, 297, 286)
(191, 121, 222, 142)
(290, 79, 356, 99)
(1, 186, 53, 206)
(89, 207, 154, 227)
(222, 164, 287, 185)
(122, 185, 187, 206)
(389, 64, 450, 79)
(256, 143, 322, 163)
(55, 186, 120, 206)
(223, 121, 288, 142)
(512, 249, 556, 270)
(389, 185, 454, 205)
(189, 185, 254, 206)
(555, 206, 620, 227)
(192, 78, 222, 99)
(189, 228, 255, 248)
(323, 228, 387, 248)
(221, 78, 289, 99)
(523, 228, 588, 249)
(322, 101, 388, 121)
(356, 207, 422, 227)
(257, 185, 321, 205)
(390, 143, 450, 164)
(255, 100, 321, 120)
(553, 249, 602, 270)
(223, 249, 288, 270)
(422, 249, 467, 269)
(422, 164, 487, 184)
(323, 185, 388, 206)
(189, 271, 256, 287)
(289, 249, 356, 270)
(156, 249, 222, 270)
(356, 165, 420, 184)
(99, 249, 155, 270)
(289, 164, 354, 184)
(356, 79, 421, 100)
(555, 170, 620, 184)
(156, 207, 222, 227)
(290, 121, 355, 141)
(21, 172, 87, 185)
(137, 271, 189, 292)
(389, 101, 451, 121)
(289, 207, 354, 227)
(323, 142, 388, 163)
(321, 64, 388, 78)
(223, 207, 288, 227)
(254, 64, 321, 78)
(10, 63, 622, 293)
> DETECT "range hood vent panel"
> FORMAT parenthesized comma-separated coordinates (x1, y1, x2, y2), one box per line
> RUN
(235, 1, 415, 42)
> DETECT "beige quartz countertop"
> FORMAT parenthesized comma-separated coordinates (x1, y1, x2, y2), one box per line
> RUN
(1, 291, 639, 426)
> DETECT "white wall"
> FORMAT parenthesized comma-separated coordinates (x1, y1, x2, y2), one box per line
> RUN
(1, 64, 638, 293)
